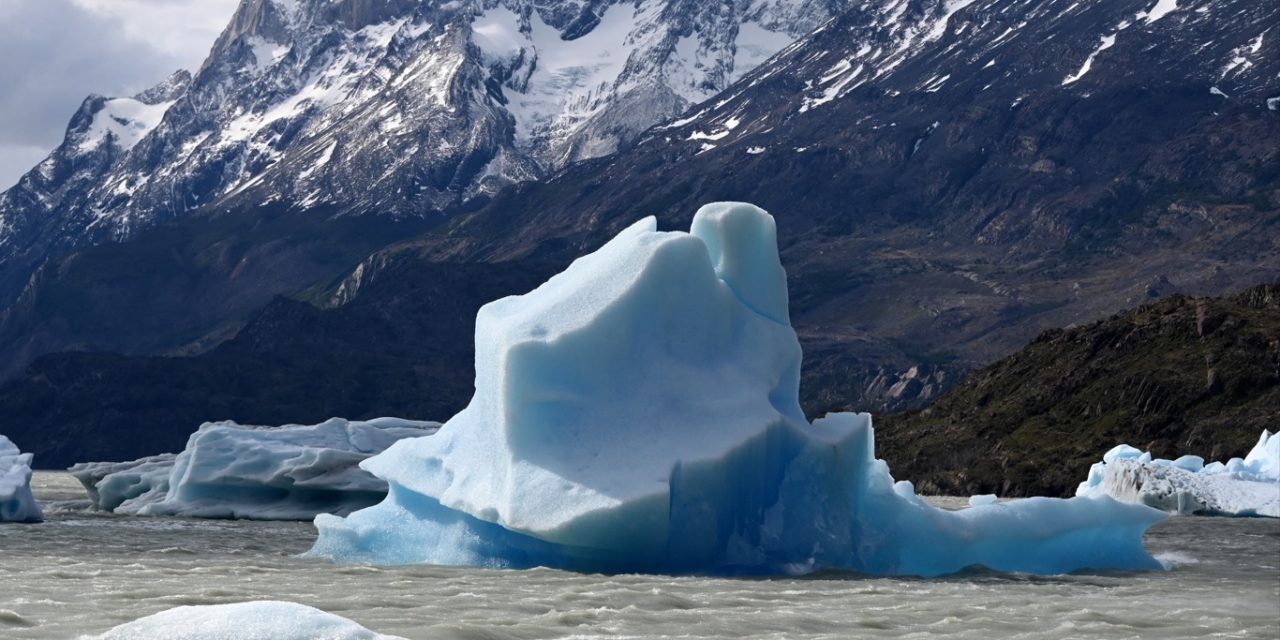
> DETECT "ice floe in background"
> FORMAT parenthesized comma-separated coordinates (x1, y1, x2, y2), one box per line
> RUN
(79, 600, 405, 640)
(1077, 431, 1280, 517)
(0, 435, 42, 522)
(309, 202, 1167, 576)
(71, 418, 438, 520)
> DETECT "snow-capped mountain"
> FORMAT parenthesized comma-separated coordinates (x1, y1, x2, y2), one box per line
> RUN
(0, 0, 859, 304)
(649, 0, 1277, 173)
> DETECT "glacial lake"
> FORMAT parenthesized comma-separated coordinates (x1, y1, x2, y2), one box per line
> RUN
(2, 472, 1277, 639)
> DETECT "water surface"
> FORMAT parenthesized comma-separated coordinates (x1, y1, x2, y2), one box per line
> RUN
(1, 472, 1276, 639)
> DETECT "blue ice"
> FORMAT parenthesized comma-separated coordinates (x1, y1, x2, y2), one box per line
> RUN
(310, 203, 1166, 576)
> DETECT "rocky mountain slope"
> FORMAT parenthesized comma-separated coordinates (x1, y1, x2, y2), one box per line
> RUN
(0, 0, 1277, 464)
(876, 284, 1280, 498)
(0, 0, 853, 308)
(346, 0, 1280, 408)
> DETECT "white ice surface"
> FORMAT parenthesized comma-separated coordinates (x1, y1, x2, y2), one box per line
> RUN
(71, 418, 438, 520)
(79, 601, 405, 640)
(0, 435, 42, 523)
(310, 202, 1166, 576)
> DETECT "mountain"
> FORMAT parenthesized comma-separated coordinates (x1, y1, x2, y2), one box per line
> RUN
(875, 283, 1280, 498)
(0, 0, 864, 381)
(0, 0, 853, 305)
(0, 0, 1277, 465)
(342, 0, 1280, 407)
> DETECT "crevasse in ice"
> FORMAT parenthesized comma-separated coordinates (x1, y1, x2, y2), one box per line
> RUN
(309, 202, 1166, 576)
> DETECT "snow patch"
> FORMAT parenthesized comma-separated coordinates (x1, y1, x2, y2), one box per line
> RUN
(77, 99, 174, 154)
(1062, 34, 1116, 85)
(731, 23, 797, 83)
(474, 4, 640, 145)
(247, 36, 290, 70)
(1144, 0, 1179, 23)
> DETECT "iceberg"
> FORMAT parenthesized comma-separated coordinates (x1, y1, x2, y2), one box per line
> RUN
(80, 601, 405, 640)
(310, 202, 1166, 576)
(70, 454, 177, 513)
(71, 418, 438, 520)
(1077, 431, 1280, 517)
(0, 435, 42, 523)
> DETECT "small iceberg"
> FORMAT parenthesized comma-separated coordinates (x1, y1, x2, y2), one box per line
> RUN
(79, 600, 405, 640)
(0, 435, 42, 523)
(309, 202, 1166, 576)
(1077, 431, 1280, 517)
(71, 418, 438, 520)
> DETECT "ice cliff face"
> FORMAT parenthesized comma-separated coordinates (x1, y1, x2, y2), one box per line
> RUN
(310, 202, 1166, 576)
(0, 0, 857, 299)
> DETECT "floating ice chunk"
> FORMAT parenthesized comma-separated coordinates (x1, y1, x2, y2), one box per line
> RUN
(1103, 444, 1143, 463)
(79, 601, 405, 640)
(1171, 455, 1204, 473)
(311, 202, 1166, 576)
(72, 418, 438, 520)
(1077, 431, 1280, 517)
(0, 436, 42, 523)
(70, 454, 176, 513)
(968, 494, 998, 507)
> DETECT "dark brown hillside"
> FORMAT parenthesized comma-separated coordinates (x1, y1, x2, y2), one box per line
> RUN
(876, 284, 1280, 497)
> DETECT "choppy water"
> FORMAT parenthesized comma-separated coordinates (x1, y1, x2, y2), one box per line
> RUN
(1, 472, 1277, 639)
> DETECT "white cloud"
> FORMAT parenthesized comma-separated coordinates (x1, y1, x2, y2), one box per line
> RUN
(0, 0, 238, 189)
(0, 145, 53, 192)
(72, 0, 239, 70)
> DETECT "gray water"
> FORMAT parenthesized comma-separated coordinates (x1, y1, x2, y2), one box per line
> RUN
(2, 472, 1277, 639)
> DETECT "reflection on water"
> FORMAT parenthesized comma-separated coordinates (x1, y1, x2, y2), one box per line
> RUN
(1, 472, 1276, 639)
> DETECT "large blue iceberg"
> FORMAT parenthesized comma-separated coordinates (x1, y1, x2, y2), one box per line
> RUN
(310, 203, 1166, 576)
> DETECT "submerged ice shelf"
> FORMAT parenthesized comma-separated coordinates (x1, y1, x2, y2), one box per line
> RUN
(0, 435, 42, 522)
(1077, 431, 1280, 517)
(310, 202, 1166, 576)
(72, 418, 439, 520)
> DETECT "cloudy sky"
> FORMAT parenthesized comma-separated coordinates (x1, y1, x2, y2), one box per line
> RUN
(0, 0, 239, 190)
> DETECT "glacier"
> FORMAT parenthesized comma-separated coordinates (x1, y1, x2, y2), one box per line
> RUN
(80, 601, 405, 640)
(1077, 431, 1280, 517)
(310, 202, 1166, 576)
(0, 435, 42, 523)
(71, 418, 438, 520)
